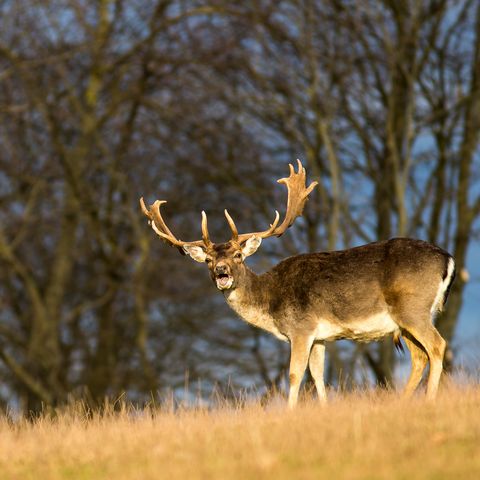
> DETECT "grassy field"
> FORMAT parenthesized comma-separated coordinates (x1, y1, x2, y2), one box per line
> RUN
(0, 380, 479, 480)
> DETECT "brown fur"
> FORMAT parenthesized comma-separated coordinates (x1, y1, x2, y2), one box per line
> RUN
(198, 237, 455, 406)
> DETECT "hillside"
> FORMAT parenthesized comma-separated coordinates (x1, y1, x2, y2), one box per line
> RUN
(0, 381, 479, 480)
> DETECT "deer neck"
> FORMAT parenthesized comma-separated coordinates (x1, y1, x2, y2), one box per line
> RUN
(223, 268, 286, 340)
(223, 266, 261, 305)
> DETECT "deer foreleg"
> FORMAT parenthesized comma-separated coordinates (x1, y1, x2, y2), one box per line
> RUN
(309, 341, 327, 403)
(288, 335, 314, 408)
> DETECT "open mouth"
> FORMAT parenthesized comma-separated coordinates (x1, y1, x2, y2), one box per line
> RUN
(215, 273, 233, 290)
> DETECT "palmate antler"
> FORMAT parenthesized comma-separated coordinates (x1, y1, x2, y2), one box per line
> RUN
(140, 159, 318, 249)
(224, 160, 318, 243)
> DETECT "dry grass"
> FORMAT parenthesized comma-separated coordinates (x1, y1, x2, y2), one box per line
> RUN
(0, 380, 479, 480)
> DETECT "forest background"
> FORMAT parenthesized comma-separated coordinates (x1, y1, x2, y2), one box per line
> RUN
(0, 0, 479, 413)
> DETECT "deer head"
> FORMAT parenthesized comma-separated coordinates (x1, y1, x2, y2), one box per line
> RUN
(140, 160, 318, 291)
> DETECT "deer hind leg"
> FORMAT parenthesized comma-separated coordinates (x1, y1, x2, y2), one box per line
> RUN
(402, 331, 428, 398)
(288, 335, 315, 408)
(403, 324, 446, 401)
(308, 341, 327, 403)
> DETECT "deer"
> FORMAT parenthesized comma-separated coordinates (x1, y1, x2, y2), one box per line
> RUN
(140, 160, 455, 408)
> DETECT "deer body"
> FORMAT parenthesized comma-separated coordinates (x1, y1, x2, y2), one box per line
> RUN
(226, 238, 452, 342)
(141, 161, 455, 407)
(223, 249, 401, 345)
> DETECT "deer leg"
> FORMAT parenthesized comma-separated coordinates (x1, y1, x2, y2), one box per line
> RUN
(402, 332, 428, 398)
(308, 341, 327, 403)
(403, 325, 446, 401)
(288, 335, 314, 409)
(424, 327, 446, 401)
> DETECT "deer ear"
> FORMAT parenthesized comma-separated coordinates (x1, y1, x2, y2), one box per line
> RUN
(183, 245, 207, 263)
(242, 236, 262, 258)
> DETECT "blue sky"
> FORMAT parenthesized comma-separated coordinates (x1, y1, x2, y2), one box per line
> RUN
(455, 243, 480, 367)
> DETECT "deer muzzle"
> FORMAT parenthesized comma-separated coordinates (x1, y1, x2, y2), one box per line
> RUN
(214, 264, 234, 290)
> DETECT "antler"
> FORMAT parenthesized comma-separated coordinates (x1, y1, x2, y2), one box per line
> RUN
(139, 198, 212, 252)
(141, 160, 317, 249)
(225, 159, 318, 243)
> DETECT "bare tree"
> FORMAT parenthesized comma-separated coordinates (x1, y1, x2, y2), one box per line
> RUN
(0, 0, 478, 412)
(207, 0, 480, 385)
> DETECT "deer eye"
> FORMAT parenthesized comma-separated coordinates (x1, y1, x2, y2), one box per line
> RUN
(234, 252, 242, 260)
(206, 257, 213, 264)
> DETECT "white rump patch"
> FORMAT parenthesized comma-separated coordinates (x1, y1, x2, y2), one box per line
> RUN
(430, 257, 455, 314)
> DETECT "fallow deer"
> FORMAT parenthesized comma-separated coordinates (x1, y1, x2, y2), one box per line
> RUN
(140, 160, 455, 407)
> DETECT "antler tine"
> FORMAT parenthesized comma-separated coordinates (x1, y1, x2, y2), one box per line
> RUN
(225, 209, 281, 243)
(235, 160, 318, 243)
(139, 197, 206, 251)
(269, 210, 281, 232)
(201, 211, 213, 247)
(224, 209, 239, 241)
(296, 158, 305, 176)
(149, 200, 177, 239)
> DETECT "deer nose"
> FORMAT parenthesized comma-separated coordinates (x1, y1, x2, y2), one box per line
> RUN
(215, 264, 228, 275)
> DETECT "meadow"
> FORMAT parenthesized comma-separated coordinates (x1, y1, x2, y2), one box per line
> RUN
(0, 380, 479, 480)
